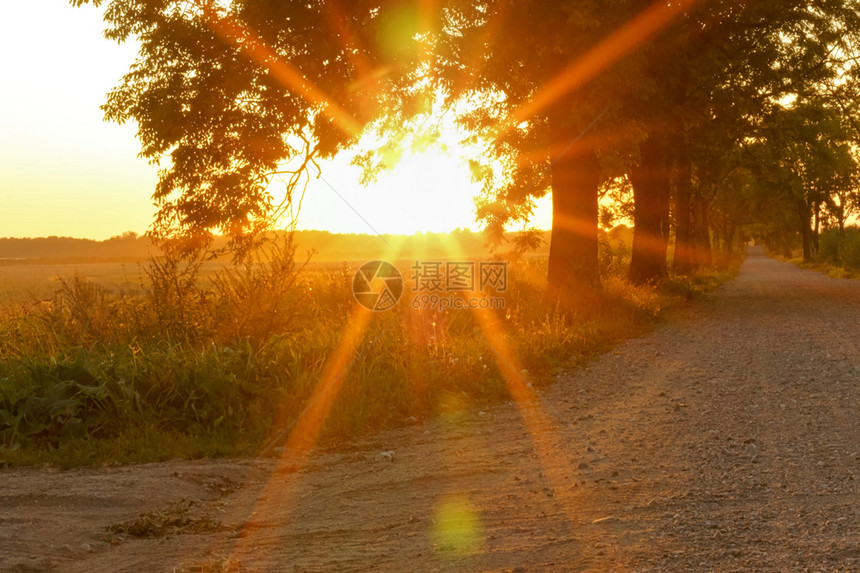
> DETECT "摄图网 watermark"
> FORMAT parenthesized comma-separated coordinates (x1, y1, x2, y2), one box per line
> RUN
(352, 260, 507, 312)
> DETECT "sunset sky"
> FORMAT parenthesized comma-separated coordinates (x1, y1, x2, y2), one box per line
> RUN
(0, 2, 552, 241)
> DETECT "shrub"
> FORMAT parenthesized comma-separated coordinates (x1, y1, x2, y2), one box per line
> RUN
(816, 226, 860, 270)
(0, 230, 737, 466)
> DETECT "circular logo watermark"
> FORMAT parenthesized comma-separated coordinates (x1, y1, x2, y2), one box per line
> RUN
(352, 261, 404, 311)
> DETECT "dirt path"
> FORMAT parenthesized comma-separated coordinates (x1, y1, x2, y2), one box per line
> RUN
(2, 247, 859, 572)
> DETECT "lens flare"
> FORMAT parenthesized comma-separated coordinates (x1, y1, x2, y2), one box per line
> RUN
(202, 8, 363, 138)
(510, 0, 700, 126)
(432, 495, 484, 557)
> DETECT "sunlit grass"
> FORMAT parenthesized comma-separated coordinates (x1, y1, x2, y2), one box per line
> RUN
(0, 234, 738, 468)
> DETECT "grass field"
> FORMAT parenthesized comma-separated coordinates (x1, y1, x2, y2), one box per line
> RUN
(0, 261, 147, 303)
(0, 233, 738, 468)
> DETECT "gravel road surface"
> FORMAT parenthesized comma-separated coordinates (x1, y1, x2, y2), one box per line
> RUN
(2, 246, 858, 572)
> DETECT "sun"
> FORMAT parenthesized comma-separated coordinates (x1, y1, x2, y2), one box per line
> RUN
(293, 132, 552, 237)
(295, 139, 477, 235)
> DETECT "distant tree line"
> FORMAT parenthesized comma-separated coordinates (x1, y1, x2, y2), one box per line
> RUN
(0, 229, 540, 263)
(0, 232, 152, 262)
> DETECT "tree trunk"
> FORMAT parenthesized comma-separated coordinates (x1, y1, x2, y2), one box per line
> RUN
(839, 203, 846, 235)
(629, 135, 670, 284)
(724, 222, 737, 255)
(797, 199, 812, 262)
(812, 203, 820, 258)
(672, 135, 694, 274)
(546, 106, 601, 303)
(692, 186, 712, 266)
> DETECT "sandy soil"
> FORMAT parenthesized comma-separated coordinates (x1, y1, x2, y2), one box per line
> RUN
(2, 246, 859, 572)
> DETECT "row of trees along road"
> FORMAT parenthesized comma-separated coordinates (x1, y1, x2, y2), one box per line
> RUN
(74, 0, 860, 304)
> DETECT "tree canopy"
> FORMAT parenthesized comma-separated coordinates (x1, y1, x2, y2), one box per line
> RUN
(75, 0, 860, 295)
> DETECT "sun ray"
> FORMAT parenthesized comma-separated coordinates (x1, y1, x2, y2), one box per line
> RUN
(451, 2, 513, 98)
(550, 210, 602, 241)
(321, 0, 384, 121)
(418, 0, 441, 83)
(201, 8, 363, 138)
(418, 0, 440, 35)
(322, 0, 375, 80)
(427, 237, 584, 524)
(190, 1, 705, 561)
(469, 308, 585, 517)
(215, 302, 375, 562)
(513, 132, 604, 169)
(205, 241, 409, 566)
(509, 0, 700, 127)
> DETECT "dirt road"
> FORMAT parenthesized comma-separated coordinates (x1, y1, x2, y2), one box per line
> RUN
(2, 247, 859, 572)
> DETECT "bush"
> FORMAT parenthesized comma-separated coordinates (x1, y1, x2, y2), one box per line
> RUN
(818, 228, 841, 264)
(0, 231, 735, 466)
(817, 227, 860, 270)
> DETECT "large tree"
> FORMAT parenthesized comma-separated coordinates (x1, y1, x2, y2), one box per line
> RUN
(750, 103, 857, 260)
(75, 0, 684, 304)
(433, 0, 708, 298)
(76, 0, 860, 293)
(624, 0, 860, 280)
(436, 1, 635, 299)
(72, 0, 438, 248)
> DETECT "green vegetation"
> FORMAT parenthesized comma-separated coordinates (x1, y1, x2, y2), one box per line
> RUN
(31, 0, 853, 469)
(817, 227, 860, 272)
(0, 233, 738, 468)
(70, 0, 860, 298)
(783, 226, 860, 280)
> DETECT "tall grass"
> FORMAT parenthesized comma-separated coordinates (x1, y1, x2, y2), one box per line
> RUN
(0, 233, 734, 467)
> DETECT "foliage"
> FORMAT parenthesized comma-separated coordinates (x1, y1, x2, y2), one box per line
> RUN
(745, 102, 859, 260)
(70, 0, 439, 248)
(817, 227, 860, 271)
(0, 233, 150, 261)
(47, 0, 860, 466)
(71, 0, 860, 292)
(0, 235, 737, 467)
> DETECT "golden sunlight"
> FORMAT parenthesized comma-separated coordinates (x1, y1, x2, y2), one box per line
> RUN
(4, 0, 850, 570)
(296, 139, 552, 236)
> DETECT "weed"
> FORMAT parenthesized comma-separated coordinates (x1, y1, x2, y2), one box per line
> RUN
(0, 232, 739, 467)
